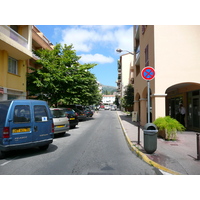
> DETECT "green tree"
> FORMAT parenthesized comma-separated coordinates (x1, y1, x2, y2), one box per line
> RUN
(124, 84, 134, 107)
(27, 44, 100, 106)
(114, 95, 120, 108)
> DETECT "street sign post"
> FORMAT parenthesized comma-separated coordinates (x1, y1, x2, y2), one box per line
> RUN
(141, 66, 155, 81)
(141, 66, 155, 123)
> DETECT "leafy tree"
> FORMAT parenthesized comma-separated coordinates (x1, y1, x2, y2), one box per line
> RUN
(114, 95, 120, 108)
(27, 44, 100, 107)
(124, 84, 134, 107)
(121, 84, 134, 111)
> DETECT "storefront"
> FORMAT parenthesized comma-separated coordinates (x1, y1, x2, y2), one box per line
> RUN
(187, 90, 200, 131)
(167, 87, 200, 131)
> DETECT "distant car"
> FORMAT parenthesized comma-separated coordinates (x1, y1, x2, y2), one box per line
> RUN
(50, 108, 70, 135)
(73, 108, 87, 121)
(62, 108, 79, 128)
(84, 108, 93, 117)
(100, 105, 104, 109)
(110, 105, 117, 111)
(104, 105, 110, 110)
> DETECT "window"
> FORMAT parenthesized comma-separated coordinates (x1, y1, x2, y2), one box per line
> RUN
(8, 57, 18, 75)
(145, 45, 149, 66)
(34, 105, 49, 122)
(14, 105, 31, 123)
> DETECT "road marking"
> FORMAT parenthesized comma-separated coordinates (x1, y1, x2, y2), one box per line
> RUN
(160, 169, 173, 175)
(0, 156, 19, 166)
(0, 160, 12, 166)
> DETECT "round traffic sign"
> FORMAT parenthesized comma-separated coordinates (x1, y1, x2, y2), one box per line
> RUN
(141, 66, 155, 81)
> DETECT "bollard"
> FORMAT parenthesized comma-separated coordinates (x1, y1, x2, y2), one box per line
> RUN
(197, 133, 200, 160)
(137, 121, 140, 145)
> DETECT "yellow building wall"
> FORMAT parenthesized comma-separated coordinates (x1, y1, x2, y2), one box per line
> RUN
(0, 50, 26, 92)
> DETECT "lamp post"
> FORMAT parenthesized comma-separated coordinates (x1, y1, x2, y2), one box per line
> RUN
(116, 48, 141, 143)
(116, 48, 139, 55)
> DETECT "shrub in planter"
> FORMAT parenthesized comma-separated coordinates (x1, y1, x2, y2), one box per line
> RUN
(153, 116, 185, 140)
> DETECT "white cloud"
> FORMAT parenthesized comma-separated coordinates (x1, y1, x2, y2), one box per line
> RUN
(79, 54, 114, 64)
(59, 25, 133, 53)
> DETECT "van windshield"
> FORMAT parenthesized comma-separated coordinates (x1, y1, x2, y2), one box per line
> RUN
(0, 101, 11, 127)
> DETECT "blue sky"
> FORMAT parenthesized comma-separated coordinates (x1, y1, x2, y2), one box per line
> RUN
(36, 25, 133, 87)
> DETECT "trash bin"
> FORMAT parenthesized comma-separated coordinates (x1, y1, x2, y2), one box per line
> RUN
(143, 123, 158, 154)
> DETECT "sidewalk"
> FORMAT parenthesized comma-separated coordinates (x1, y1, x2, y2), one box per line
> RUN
(117, 111, 200, 175)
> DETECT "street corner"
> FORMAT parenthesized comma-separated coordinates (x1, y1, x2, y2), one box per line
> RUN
(117, 111, 181, 175)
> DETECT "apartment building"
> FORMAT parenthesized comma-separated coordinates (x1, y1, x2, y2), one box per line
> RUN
(116, 53, 133, 100)
(0, 25, 32, 100)
(28, 26, 53, 77)
(102, 95, 115, 105)
(133, 25, 200, 131)
(0, 25, 54, 101)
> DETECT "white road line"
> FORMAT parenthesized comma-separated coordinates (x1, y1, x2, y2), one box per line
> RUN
(0, 160, 12, 166)
(160, 169, 173, 175)
(0, 157, 19, 166)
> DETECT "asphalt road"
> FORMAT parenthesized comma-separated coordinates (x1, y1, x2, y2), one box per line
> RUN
(0, 110, 159, 175)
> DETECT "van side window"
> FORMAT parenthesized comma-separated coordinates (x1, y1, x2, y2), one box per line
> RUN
(34, 105, 49, 122)
(14, 105, 31, 123)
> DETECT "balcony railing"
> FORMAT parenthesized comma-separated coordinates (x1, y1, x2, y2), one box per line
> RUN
(0, 25, 28, 48)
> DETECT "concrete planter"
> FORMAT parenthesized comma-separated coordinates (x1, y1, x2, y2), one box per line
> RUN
(157, 129, 177, 140)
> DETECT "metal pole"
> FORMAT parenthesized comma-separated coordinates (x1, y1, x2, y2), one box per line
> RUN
(137, 121, 140, 145)
(197, 133, 200, 160)
(147, 80, 150, 123)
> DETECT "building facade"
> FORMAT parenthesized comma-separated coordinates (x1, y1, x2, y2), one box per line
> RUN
(0, 25, 54, 101)
(0, 25, 32, 100)
(102, 95, 115, 105)
(133, 25, 200, 131)
(116, 53, 133, 103)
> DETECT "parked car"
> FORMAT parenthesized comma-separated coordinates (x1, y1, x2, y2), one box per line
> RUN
(73, 108, 87, 121)
(84, 108, 93, 117)
(62, 108, 79, 128)
(50, 108, 70, 135)
(110, 105, 117, 111)
(0, 100, 54, 159)
(104, 105, 110, 110)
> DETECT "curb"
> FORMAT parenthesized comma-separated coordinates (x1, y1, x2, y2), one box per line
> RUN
(117, 112, 181, 175)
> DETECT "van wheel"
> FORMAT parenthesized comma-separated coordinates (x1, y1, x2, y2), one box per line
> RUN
(39, 145, 49, 151)
(0, 151, 6, 159)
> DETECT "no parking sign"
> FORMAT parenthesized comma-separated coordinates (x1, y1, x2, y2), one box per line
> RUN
(141, 66, 155, 81)
(141, 66, 155, 123)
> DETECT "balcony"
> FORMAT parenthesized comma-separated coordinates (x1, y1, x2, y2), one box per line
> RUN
(135, 25, 139, 40)
(0, 25, 32, 60)
(0, 25, 28, 48)
(135, 46, 140, 66)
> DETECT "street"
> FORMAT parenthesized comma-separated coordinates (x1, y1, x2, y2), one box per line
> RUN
(0, 110, 159, 175)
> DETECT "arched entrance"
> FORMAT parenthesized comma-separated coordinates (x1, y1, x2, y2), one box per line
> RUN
(166, 82, 200, 131)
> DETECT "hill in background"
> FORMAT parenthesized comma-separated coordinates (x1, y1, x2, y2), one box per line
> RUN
(102, 85, 117, 95)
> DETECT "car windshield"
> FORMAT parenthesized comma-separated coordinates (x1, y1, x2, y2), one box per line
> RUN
(51, 110, 66, 118)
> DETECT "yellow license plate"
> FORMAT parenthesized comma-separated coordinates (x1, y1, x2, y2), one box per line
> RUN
(70, 118, 75, 120)
(56, 125, 65, 128)
(12, 128, 30, 133)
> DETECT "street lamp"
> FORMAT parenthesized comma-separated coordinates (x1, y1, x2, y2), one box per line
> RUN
(116, 48, 139, 55)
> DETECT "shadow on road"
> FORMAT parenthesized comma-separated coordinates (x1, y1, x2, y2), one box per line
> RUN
(3, 144, 58, 160)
